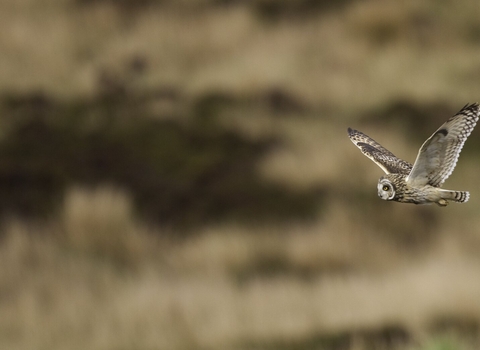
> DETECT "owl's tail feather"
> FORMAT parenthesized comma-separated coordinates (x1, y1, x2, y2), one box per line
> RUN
(452, 191, 470, 203)
(441, 190, 469, 204)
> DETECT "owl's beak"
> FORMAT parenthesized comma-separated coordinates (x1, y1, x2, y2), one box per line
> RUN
(378, 189, 389, 200)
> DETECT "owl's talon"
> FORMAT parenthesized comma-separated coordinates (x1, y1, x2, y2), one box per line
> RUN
(437, 199, 448, 207)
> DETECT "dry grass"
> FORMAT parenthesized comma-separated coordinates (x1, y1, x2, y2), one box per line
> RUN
(0, 186, 478, 349)
(1, 0, 480, 349)
(60, 186, 155, 266)
(1, 0, 480, 108)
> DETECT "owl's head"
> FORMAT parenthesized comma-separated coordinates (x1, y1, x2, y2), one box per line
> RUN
(377, 177, 396, 200)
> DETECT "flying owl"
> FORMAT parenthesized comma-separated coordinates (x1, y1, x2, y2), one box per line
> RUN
(348, 103, 479, 206)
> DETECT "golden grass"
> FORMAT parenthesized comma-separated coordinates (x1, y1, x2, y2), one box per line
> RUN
(61, 186, 155, 266)
(1, 0, 480, 108)
(0, 186, 478, 349)
(1, 1, 480, 349)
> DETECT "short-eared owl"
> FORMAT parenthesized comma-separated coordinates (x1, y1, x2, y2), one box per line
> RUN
(348, 103, 479, 206)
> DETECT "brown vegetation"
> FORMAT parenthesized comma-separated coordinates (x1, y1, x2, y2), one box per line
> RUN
(0, 0, 480, 349)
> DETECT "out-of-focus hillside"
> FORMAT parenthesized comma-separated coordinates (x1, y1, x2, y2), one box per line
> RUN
(1, 0, 480, 349)
(3, 0, 480, 107)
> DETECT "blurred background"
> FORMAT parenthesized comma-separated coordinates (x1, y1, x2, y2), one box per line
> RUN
(1, 0, 480, 349)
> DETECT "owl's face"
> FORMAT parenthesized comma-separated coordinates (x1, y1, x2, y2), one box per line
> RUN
(377, 177, 395, 201)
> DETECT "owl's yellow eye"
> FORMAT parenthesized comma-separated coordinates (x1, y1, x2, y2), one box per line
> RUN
(383, 185, 389, 191)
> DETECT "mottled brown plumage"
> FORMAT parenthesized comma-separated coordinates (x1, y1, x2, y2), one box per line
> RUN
(348, 103, 479, 206)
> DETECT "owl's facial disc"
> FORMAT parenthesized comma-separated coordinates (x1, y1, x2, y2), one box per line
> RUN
(377, 178, 395, 200)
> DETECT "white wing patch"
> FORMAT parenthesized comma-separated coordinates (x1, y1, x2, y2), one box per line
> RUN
(406, 103, 479, 187)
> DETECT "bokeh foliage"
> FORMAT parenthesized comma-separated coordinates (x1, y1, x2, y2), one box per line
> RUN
(0, 91, 321, 228)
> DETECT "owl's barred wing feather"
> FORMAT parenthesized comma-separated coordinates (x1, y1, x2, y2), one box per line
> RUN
(347, 128, 413, 175)
(406, 102, 479, 187)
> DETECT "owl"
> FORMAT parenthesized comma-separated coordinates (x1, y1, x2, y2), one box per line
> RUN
(348, 103, 479, 206)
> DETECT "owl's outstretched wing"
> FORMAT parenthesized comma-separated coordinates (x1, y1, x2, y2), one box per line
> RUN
(406, 102, 479, 187)
(347, 127, 413, 175)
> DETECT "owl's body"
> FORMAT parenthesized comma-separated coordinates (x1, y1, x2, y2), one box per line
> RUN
(348, 103, 479, 206)
(378, 173, 468, 206)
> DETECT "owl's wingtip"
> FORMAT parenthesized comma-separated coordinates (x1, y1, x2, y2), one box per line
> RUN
(461, 102, 480, 117)
(465, 102, 479, 109)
